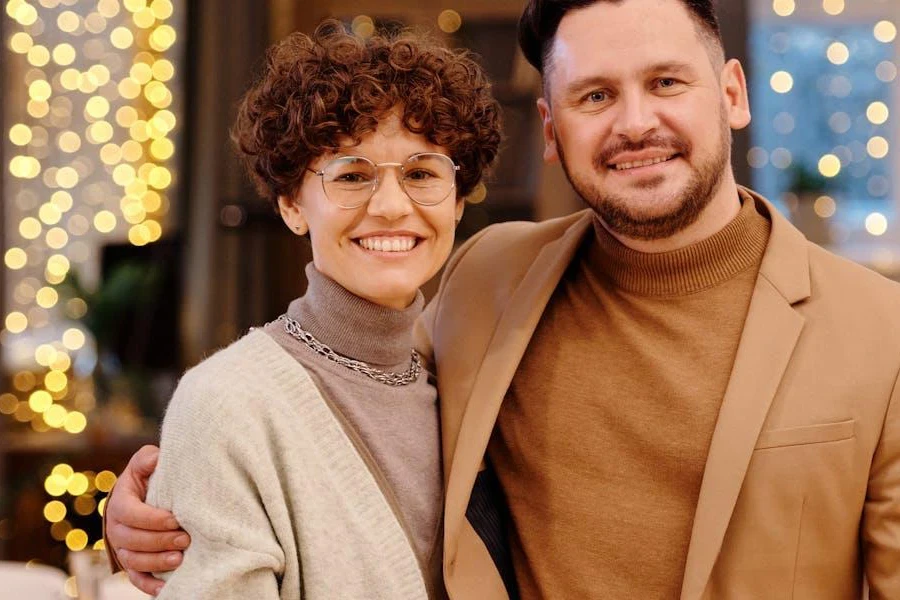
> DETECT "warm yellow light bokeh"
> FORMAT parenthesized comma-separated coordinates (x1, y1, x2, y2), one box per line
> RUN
(44, 500, 67, 523)
(20, 216, 43, 239)
(52, 43, 76, 66)
(95, 471, 117, 493)
(822, 0, 844, 16)
(36, 286, 60, 308)
(10, 31, 33, 53)
(110, 26, 134, 49)
(46, 227, 69, 250)
(9, 123, 33, 145)
(57, 131, 81, 153)
(29, 390, 53, 413)
(39, 203, 63, 225)
(65, 529, 88, 552)
(152, 58, 174, 81)
(86, 96, 111, 119)
(45, 371, 68, 393)
(818, 154, 841, 177)
(29, 79, 52, 102)
(64, 411, 88, 434)
(56, 166, 80, 189)
(772, 0, 794, 17)
(94, 211, 117, 233)
(151, 0, 173, 20)
(45, 474, 68, 497)
(101, 143, 124, 165)
(27, 45, 50, 67)
(867, 136, 889, 159)
(51, 191, 74, 211)
(874, 21, 897, 43)
(438, 10, 463, 34)
(5, 311, 28, 334)
(149, 25, 177, 51)
(57, 11, 81, 33)
(5, 248, 28, 270)
(865, 212, 888, 236)
(826, 42, 849, 65)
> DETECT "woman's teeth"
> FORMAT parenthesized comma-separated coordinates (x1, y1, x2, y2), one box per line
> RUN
(357, 236, 418, 252)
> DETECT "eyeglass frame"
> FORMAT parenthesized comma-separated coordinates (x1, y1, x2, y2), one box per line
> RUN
(305, 152, 461, 209)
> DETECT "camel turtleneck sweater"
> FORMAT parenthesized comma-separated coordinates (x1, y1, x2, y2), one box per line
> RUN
(263, 264, 443, 593)
(489, 194, 771, 599)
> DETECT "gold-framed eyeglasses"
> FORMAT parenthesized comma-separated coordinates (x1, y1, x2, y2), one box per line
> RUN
(306, 152, 460, 209)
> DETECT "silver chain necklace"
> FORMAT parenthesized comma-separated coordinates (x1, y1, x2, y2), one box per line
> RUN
(276, 314, 421, 387)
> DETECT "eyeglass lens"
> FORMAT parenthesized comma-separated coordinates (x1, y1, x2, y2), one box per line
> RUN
(321, 154, 456, 207)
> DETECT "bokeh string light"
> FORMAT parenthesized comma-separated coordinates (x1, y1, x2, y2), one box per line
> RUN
(752, 7, 896, 238)
(3, 0, 181, 554)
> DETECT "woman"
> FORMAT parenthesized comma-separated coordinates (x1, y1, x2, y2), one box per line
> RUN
(108, 21, 501, 599)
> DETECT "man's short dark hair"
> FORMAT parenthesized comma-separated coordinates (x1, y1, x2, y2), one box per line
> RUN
(517, 0, 723, 75)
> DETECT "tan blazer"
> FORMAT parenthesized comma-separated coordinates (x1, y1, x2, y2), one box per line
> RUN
(416, 188, 900, 599)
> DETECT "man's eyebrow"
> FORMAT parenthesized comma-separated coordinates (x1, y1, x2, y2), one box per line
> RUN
(563, 61, 698, 96)
(645, 61, 696, 76)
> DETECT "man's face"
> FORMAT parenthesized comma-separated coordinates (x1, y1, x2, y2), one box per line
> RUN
(538, 0, 750, 241)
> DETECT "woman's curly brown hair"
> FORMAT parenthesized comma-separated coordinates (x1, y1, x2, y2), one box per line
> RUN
(232, 20, 503, 209)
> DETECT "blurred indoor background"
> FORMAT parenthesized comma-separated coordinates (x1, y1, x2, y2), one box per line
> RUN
(0, 0, 898, 597)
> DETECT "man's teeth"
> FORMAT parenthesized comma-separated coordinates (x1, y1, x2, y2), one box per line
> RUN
(613, 156, 673, 171)
(358, 236, 418, 252)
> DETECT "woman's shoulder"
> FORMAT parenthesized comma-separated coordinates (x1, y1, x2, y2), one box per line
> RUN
(165, 330, 317, 427)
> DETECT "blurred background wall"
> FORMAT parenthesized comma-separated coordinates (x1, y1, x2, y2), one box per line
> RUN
(0, 0, 897, 582)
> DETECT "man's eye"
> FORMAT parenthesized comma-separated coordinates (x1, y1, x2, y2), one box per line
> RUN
(587, 91, 607, 103)
(658, 78, 677, 88)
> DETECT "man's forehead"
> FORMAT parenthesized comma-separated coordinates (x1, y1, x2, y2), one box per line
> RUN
(546, 0, 715, 84)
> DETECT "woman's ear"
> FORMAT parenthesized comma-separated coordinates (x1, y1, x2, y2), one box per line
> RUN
(277, 195, 308, 235)
(455, 198, 465, 225)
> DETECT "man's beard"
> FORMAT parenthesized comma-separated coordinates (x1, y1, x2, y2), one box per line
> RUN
(558, 115, 731, 241)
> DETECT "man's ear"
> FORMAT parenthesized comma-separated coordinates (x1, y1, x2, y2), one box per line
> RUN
(277, 195, 308, 235)
(536, 97, 560, 164)
(721, 58, 751, 130)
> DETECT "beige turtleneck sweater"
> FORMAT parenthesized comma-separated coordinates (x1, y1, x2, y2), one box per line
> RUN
(489, 194, 771, 599)
(263, 264, 444, 592)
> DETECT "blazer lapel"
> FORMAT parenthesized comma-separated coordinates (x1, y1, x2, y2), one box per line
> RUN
(680, 190, 812, 600)
(443, 212, 594, 567)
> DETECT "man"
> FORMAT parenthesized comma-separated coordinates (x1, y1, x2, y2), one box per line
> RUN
(106, 0, 900, 598)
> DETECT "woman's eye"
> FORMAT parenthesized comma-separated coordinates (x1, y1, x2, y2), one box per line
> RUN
(336, 172, 370, 183)
(587, 91, 607, 103)
(406, 170, 434, 180)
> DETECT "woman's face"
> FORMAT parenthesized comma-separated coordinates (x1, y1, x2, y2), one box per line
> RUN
(278, 113, 464, 310)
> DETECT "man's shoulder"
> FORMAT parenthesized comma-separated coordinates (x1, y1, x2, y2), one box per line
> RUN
(448, 210, 592, 278)
(805, 242, 900, 318)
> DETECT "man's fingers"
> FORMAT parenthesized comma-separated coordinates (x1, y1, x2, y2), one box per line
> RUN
(127, 445, 160, 479)
(108, 523, 190, 553)
(117, 548, 183, 574)
(125, 568, 166, 597)
(109, 490, 179, 531)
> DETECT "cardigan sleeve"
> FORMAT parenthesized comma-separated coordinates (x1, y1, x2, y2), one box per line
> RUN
(146, 368, 288, 600)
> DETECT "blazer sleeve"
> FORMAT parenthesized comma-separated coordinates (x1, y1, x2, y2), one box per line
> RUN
(863, 365, 900, 598)
(146, 371, 287, 600)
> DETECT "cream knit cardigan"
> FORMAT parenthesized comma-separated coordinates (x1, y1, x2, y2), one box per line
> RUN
(146, 330, 429, 599)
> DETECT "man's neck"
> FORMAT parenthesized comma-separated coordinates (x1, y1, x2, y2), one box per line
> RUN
(600, 180, 743, 254)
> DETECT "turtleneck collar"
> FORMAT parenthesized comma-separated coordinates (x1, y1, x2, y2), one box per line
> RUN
(285, 263, 424, 369)
(588, 190, 771, 296)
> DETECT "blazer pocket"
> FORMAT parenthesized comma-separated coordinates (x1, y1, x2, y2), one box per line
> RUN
(754, 419, 855, 450)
